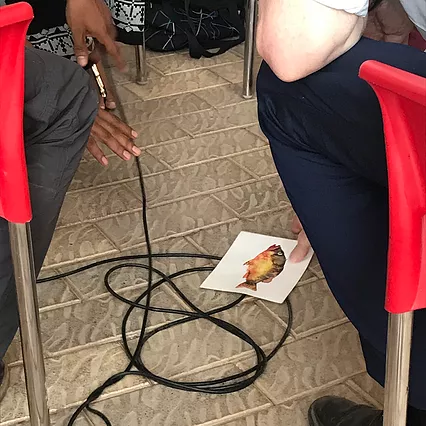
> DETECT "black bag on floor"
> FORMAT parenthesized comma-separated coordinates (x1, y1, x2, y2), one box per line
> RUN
(145, 0, 246, 58)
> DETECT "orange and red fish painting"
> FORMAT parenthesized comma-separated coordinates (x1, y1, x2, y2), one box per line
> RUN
(236, 244, 285, 291)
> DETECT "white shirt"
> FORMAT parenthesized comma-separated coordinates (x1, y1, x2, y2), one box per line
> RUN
(314, 0, 426, 39)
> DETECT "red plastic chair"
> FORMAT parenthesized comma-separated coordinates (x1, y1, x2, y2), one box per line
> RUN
(359, 61, 426, 426)
(0, 3, 50, 425)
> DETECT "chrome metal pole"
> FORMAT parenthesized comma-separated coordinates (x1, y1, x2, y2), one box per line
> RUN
(383, 312, 414, 426)
(9, 222, 50, 426)
(242, 0, 257, 99)
(135, 2, 148, 85)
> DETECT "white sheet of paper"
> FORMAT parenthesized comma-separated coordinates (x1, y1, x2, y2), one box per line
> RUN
(200, 231, 314, 304)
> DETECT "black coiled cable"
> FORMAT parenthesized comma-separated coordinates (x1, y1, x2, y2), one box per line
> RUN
(36, 67, 294, 425)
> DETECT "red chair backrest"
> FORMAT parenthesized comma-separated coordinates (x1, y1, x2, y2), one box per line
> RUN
(359, 60, 426, 314)
(0, 2, 33, 223)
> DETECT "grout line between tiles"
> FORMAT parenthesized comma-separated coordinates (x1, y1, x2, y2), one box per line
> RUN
(122, 105, 215, 128)
(209, 194, 242, 219)
(194, 404, 273, 426)
(67, 172, 164, 194)
(257, 372, 366, 406)
(162, 146, 270, 171)
(293, 318, 350, 341)
(44, 248, 119, 271)
(345, 377, 383, 408)
(86, 282, 149, 302)
(93, 222, 122, 252)
(39, 299, 81, 314)
(298, 275, 322, 287)
(255, 300, 289, 329)
(241, 204, 293, 220)
(113, 218, 241, 252)
(177, 122, 259, 139)
(150, 58, 245, 77)
(228, 156, 261, 180)
(126, 81, 231, 102)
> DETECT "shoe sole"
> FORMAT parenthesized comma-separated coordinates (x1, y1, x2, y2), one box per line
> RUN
(308, 405, 323, 426)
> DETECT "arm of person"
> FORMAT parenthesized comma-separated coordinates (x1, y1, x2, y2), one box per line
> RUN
(256, 0, 368, 82)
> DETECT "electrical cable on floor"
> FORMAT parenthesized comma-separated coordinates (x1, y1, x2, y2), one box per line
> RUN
(37, 62, 294, 426)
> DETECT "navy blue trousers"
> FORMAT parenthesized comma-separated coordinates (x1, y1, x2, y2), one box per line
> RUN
(257, 37, 426, 409)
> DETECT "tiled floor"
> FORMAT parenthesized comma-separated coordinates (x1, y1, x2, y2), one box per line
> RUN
(1, 45, 384, 425)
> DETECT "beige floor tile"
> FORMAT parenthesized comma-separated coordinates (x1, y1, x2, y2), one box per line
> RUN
(185, 220, 245, 257)
(348, 372, 384, 407)
(210, 57, 263, 84)
(1, 343, 147, 424)
(213, 176, 290, 217)
(4, 336, 22, 366)
(97, 195, 238, 249)
(37, 277, 80, 311)
(245, 124, 267, 141)
(70, 153, 167, 191)
(112, 84, 141, 105)
(9, 409, 92, 426)
(186, 209, 294, 253)
(121, 93, 212, 126)
(127, 159, 253, 206)
(147, 128, 266, 169)
(109, 62, 162, 85)
(131, 120, 189, 148)
(56, 238, 210, 300)
(230, 44, 245, 58)
(55, 252, 148, 301)
(232, 147, 277, 178)
(222, 383, 372, 426)
(195, 83, 252, 108)
(58, 184, 141, 227)
(49, 409, 92, 426)
(87, 364, 271, 426)
(171, 102, 258, 136)
(124, 69, 228, 100)
(237, 323, 365, 404)
(148, 51, 242, 75)
(38, 286, 182, 354)
(260, 280, 347, 338)
(44, 225, 117, 268)
(114, 43, 175, 64)
(239, 208, 295, 238)
(163, 269, 236, 313)
(310, 255, 325, 279)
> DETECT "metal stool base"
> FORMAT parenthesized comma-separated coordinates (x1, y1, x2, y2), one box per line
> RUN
(383, 312, 413, 426)
(242, 0, 257, 99)
(9, 223, 49, 426)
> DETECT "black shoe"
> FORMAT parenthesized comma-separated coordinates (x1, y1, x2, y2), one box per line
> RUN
(308, 396, 383, 426)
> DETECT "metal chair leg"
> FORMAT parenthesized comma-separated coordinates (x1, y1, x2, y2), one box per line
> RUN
(135, 3, 148, 85)
(9, 222, 50, 426)
(135, 43, 148, 85)
(242, 0, 257, 99)
(383, 312, 414, 426)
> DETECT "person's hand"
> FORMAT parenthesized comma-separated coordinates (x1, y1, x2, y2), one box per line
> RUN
(289, 215, 312, 263)
(66, 0, 125, 69)
(364, 0, 414, 44)
(87, 109, 141, 166)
